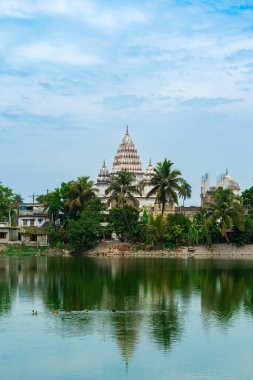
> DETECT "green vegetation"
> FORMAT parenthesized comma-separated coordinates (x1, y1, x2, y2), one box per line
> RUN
(2, 160, 253, 253)
(146, 159, 191, 215)
(0, 183, 22, 225)
(2, 245, 47, 256)
(105, 169, 140, 208)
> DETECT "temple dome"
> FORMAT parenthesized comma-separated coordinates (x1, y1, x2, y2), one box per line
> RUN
(216, 170, 240, 193)
(97, 160, 110, 183)
(112, 127, 143, 173)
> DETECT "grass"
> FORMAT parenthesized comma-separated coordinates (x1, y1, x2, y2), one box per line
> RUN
(2, 244, 47, 256)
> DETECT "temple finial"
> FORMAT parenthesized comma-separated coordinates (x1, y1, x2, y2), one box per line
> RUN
(103, 159, 106, 167)
(226, 168, 228, 175)
(149, 158, 152, 165)
(126, 125, 129, 134)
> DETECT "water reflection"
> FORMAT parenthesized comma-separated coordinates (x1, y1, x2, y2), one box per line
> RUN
(1, 256, 253, 363)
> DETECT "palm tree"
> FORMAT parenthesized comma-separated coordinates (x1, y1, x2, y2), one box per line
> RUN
(204, 188, 244, 243)
(143, 214, 168, 248)
(178, 180, 192, 207)
(105, 169, 141, 208)
(66, 177, 97, 213)
(146, 159, 189, 216)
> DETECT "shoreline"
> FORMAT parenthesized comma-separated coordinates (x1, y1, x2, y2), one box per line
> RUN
(2, 243, 253, 259)
(84, 242, 253, 260)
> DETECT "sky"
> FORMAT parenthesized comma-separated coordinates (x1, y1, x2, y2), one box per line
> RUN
(0, 0, 253, 205)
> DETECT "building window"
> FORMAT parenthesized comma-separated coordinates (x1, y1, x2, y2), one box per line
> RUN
(0, 232, 7, 239)
(30, 220, 35, 227)
(30, 234, 37, 242)
(23, 220, 27, 226)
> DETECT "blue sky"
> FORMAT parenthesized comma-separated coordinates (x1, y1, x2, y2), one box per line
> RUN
(0, 0, 253, 204)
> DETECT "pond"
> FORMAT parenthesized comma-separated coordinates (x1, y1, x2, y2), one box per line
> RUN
(0, 255, 253, 379)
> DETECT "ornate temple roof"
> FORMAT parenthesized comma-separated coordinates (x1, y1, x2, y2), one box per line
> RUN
(144, 159, 155, 180)
(112, 127, 143, 173)
(97, 160, 110, 183)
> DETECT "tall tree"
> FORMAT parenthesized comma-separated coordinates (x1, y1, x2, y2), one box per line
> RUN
(146, 159, 189, 216)
(105, 169, 140, 208)
(178, 180, 192, 207)
(242, 187, 253, 212)
(0, 183, 15, 223)
(66, 177, 97, 217)
(204, 188, 244, 243)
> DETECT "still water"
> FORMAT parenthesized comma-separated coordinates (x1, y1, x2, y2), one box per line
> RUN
(0, 256, 253, 379)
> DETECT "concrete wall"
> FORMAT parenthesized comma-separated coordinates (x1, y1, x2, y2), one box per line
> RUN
(21, 234, 48, 246)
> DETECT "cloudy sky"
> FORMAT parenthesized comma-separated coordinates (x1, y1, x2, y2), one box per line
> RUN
(0, 0, 253, 204)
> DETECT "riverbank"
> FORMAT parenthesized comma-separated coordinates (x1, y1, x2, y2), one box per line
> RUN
(2, 242, 253, 259)
(84, 241, 253, 259)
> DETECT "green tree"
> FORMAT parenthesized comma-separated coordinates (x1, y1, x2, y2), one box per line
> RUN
(142, 214, 168, 248)
(66, 177, 97, 218)
(37, 182, 70, 231)
(204, 188, 244, 243)
(67, 198, 104, 251)
(178, 180, 192, 207)
(146, 159, 190, 216)
(167, 213, 191, 244)
(189, 211, 219, 246)
(105, 169, 140, 208)
(0, 183, 15, 223)
(108, 205, 141, 241)
(242, 187, 253, 212)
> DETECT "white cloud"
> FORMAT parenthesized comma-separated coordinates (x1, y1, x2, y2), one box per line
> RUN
(0, 0, 149, 31)
(14, 42, 101, 66)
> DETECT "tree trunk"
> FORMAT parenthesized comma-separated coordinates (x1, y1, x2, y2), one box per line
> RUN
(161, 202, 166, 217)
(224, 232, 230, 244)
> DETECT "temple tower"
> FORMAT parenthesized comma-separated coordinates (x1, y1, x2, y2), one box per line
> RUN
(112, 126, 144, 182)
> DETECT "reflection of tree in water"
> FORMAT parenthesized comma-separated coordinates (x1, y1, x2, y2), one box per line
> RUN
(197, 261, 253, 325)
(0, 257, 16, 315)
(3, 255, 253, 361)
(0, 256, 47, 317)
(148, 295, 183, 352)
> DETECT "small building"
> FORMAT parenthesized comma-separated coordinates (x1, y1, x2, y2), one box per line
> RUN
(0, 222, 19, 243)
(18, 203, 49, 228)
(18, 203, 50, 246)
(21, 226, 49, 246)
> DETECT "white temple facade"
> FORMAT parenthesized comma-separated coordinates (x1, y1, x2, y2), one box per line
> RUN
(201, 170, 240, 205)
(95, 127, 156, 209)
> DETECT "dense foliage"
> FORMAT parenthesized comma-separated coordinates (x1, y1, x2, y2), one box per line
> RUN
(146, 159, 191, 215)
(0, 183, 23, 225)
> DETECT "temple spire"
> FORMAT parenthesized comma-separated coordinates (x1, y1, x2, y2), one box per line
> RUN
(113, 127, 142, 173)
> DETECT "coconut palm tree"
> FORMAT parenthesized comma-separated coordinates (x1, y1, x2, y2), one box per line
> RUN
(204, 188, 244, 243)
(146, 159, 189, 216)
(178, 180, 192, 207)
(105, 169, 141, 208)
(66, 177, 97, 214)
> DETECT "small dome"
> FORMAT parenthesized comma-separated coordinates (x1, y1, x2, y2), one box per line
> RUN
(97, 160, 110, 183)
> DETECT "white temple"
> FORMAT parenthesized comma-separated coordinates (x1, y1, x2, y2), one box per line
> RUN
(201, 170, 240, 205)
(95, 127, 156, 209)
